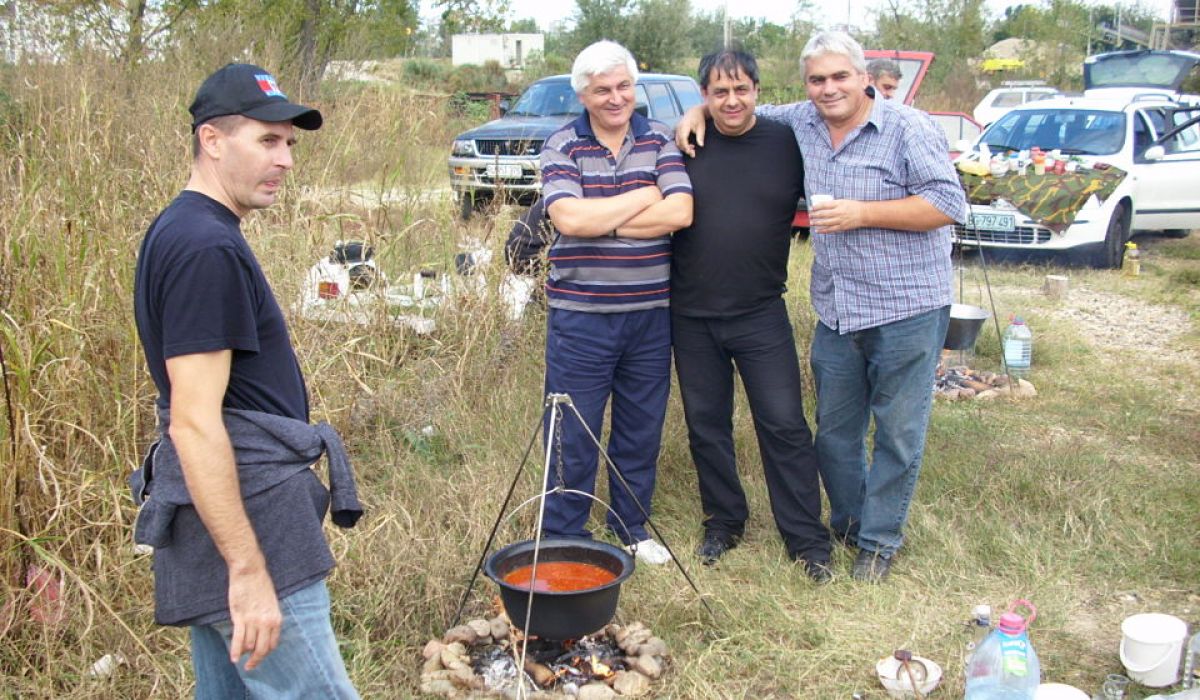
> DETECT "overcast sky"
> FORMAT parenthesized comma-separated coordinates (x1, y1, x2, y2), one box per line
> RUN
(420, 0, 1174, 32)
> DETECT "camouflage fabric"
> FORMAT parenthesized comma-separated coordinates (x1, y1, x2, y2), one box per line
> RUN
(959, 165, 1127, 232)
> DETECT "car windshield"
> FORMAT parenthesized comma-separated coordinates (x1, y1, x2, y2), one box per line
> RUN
(981, 108, 1127, 155)
(508, 80, 583, 117)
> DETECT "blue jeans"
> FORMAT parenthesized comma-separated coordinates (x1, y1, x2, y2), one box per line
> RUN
(810, 306, 949, 558)
(543, 307, 672, 544)
(190, 580, 359, 699)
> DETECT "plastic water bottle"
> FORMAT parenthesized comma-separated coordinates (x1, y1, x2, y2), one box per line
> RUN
(1003, 317, 1032, 379)
(965, 600, 1040, 699)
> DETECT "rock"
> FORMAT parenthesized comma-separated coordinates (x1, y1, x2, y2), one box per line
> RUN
(958, 387, 976, 399)
(423, 639, 446, 660)
(611, 670, 651, 696)
(992, 374, 1010, 388)
(449, 664, 478, 686)
(1013, 378, 1038, 398)
(630, 653, 662, 679)
(443, 625, 478, 646)
(490, 617, 510, 641)
(938, 388, 961, 401)
(420, 678, 457, 696)
(467, 618, 492, 638)
(422, 654, 444, 674)
(441, 644, 468, 668)
(638, 637, 668, 658)
(578, 682, 618, 700)
(974, 389, 1000, 400)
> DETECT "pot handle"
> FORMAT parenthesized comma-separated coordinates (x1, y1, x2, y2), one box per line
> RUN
(503, 488, 636, 551)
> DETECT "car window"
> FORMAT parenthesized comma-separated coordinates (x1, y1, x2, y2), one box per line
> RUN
(1163, 108, 1200, 155)
(670, 80, 703, 111)
(984, 109, 1125, 154)
(635, 83, 650, 115)
(509, 80, 582, 117)
(992, 91, 1025, 108)
(645, 82, 678, 118)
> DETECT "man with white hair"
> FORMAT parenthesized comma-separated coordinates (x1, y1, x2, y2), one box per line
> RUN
(676, 31, 966, 582)
(539, 40, 693, 564)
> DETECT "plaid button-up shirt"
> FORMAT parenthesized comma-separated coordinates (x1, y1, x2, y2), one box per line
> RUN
(758, 98, 967, 333)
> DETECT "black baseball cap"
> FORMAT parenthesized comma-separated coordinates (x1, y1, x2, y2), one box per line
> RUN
(189, 63, 323, 132)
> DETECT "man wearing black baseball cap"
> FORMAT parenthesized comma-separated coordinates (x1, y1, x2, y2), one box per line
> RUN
(132, 64, 361, 697)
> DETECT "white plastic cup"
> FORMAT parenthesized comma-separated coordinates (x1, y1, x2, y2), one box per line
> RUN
(809, 194, 833, 207)
(1120, 613, 1188, 687)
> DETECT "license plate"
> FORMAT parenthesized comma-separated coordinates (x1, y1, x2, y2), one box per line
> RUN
(969, 213, 1016, 232)
(485, 163, 523, 180)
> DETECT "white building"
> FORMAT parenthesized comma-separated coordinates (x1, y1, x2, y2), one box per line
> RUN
(451, 33, 543, 69)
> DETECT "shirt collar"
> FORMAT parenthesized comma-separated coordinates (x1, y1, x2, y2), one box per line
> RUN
(802, 90, 886, 135)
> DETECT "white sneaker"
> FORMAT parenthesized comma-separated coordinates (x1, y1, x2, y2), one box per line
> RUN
(627, 538, 672, 565)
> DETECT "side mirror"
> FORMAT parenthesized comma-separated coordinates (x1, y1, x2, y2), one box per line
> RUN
(954, 139, 972, 153)
(498, 99, 510, 115)
(1143, 144, 1165, 161)
(634, 103, 649, 117)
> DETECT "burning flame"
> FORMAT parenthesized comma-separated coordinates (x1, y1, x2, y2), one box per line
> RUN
(591, 654, 613, 678)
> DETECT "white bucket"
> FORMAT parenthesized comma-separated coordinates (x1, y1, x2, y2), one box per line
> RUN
(1120, 613, 1188, 687)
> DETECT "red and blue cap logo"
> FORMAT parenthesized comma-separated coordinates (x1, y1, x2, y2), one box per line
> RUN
(255, 74, 286, 99)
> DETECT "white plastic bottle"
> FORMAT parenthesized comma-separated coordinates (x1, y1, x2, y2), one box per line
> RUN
(964, 600, 1040, 699)
(1003, 317, 1033, 379)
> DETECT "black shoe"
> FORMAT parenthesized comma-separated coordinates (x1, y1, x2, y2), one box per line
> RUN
(789, 551, 833, 583)
(803, 558, 834, 584)
(852, 550, 893, 582)
(696, 530, 740, 566)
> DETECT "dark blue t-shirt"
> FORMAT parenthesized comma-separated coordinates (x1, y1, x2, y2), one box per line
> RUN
(134, 191, 332, 625)
(134, 190, 308, 421)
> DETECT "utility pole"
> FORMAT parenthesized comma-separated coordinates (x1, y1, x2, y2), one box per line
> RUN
(723, 0, 730, 48)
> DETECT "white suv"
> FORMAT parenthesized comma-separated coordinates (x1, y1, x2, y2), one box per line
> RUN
(973, 82, 1061, 127)
(954, 94, 1200, 268)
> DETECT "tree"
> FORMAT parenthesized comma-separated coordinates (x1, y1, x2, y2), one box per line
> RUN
(568, 0, 692, 72)
(28, 0, 202, 65)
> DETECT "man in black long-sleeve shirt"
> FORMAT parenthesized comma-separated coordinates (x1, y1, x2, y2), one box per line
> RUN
(671, 50, 832, 581)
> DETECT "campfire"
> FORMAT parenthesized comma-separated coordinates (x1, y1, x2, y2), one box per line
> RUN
(421, 611, 668, 699)
(935, 356, 1037, 401)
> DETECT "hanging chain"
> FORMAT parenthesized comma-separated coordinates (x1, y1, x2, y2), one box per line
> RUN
(553, 403, 566, 491)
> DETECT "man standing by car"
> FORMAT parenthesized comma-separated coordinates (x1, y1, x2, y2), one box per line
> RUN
(132, 63, 361, 696)
(866, 58, 903, 100)
(671, 50, 831, 581)
(539, 40, 693, 565)
(676, 31, 966, 581)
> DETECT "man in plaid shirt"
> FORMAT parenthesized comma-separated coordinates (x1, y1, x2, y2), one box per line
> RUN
(678, 31, 966, 581)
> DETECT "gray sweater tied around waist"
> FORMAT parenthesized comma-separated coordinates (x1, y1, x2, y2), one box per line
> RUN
(130, 406, 363, 547)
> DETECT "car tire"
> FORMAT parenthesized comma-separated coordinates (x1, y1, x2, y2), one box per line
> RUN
(1095, 202, 1130, 269)
(1160, 229, 1191, 239)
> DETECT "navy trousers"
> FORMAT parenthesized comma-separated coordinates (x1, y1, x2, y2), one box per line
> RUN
(542, 307, 671, 545)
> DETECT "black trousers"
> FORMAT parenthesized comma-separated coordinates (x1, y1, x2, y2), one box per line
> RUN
(672, 298, 830, 560)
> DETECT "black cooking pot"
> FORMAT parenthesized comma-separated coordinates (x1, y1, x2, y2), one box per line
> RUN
(484, 537, 635, 640)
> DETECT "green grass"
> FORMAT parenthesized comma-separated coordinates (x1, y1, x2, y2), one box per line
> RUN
(2, 54, 1199, 700)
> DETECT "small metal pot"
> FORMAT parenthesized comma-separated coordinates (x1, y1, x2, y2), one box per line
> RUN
(944, 303, 990, 350)
(485, 538, 634, 640)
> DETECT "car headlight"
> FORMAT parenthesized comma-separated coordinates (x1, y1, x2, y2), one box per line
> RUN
(451, 139, 476, 157)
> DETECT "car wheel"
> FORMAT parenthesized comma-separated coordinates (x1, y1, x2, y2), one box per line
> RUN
(1095, 202, 1130, 270)
(1160, 229, 1191, 239)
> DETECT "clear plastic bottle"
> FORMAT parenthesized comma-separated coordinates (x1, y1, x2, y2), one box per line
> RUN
(1124, 242, 1141, 278)
(964, 600, 1040, 699)
(1003, 317, 1033, 379)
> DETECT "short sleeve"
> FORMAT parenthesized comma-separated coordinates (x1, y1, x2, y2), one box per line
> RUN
(159, 245, 261, 359)
(903, 113, 969, 224)
(654, 135, 692, 197)
(540, 135, 583, 207)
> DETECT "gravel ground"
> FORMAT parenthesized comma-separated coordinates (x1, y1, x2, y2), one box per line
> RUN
(1047, 286, 1195, 356)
